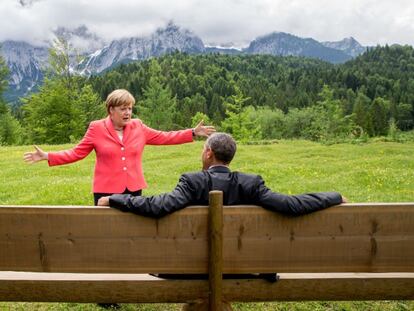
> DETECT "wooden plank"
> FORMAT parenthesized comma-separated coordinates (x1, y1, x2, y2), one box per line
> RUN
(222, 204, 414, 273)
(224, 273, 414, 301)
(0, 204, 413, 273)
(0, 272, 412, 302)
(0, 206, 209, 273)
(208, 191, 223, 311)
(0, 272, 208, 303)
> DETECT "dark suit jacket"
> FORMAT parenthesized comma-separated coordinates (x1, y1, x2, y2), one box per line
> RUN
(109, 166, 342, 218)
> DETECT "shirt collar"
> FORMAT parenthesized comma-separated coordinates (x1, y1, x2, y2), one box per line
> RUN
(207, 165, 230, 173)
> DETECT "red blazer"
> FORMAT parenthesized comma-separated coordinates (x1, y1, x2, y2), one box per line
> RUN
(48, 117, 193, 193)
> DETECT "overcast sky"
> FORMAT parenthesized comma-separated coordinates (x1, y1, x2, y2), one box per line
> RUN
(1, 0, 414, 48)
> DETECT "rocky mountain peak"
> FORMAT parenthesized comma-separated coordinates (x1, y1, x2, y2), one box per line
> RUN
(156, 21, 180, 34)
(244, 31, 351, 63)
(1, 24, 369, 103)
(78, 22, 205, 75)
(321, 37, 366, 57)
(53, 25, 106, 55)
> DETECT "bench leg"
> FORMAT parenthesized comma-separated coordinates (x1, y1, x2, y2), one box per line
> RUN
(182, 299, 233, 311)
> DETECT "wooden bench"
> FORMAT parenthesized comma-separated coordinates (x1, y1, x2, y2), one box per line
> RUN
(0, 191, 413, 310)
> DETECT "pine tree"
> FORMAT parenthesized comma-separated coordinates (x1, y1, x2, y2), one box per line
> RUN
(0, 102, 23, 145)
(369, 97, 390, 136)
(0, 51, 8, 97)
(0, 48, 23, 145)
(139, 60, 176, 130)
(22, 38, 104, 144)
(353, 91, 372, 135)
(174, 93, 207, 128)
(221, 86, 260, 142)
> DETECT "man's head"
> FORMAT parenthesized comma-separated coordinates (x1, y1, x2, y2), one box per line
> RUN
(202, 133, 237, 170)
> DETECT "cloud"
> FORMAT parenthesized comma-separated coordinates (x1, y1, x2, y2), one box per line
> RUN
(1, 0, 414, 47)
(18, 0, 44, 7)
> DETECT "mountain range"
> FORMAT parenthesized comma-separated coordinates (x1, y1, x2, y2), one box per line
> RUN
(1, 22, 367, 103)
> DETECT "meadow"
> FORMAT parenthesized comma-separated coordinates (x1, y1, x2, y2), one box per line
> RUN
(0, 140, 413, 310)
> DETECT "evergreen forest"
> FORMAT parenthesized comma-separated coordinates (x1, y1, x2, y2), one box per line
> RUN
(1, 43, 414, 145)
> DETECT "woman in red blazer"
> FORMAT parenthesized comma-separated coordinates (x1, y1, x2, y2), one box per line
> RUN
(24, 89, 215, 205)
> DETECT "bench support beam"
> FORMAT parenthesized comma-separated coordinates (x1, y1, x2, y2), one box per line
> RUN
(208, 191, 224, 311)
(0, 272, 412, 302)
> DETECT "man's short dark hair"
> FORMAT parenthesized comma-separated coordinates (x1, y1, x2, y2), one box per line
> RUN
(205, 133, 237, 164)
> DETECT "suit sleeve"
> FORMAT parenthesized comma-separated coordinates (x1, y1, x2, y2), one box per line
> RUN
(108, 174, 196, 218)
(254, 176, 342, 216)
(143, 123, 193, 145)
(48, 122, 95, 166)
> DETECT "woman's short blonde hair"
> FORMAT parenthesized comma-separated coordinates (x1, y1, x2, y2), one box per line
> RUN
(105, 89, 135, 114)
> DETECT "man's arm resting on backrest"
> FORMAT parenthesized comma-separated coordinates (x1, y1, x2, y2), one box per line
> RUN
(254, 176, 344, 216)
(107, 174, 196, 218)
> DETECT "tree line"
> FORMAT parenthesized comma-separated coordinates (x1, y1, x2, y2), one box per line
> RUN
(1, 42, 414, 145)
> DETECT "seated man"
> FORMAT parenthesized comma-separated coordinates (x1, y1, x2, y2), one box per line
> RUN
(98, 132, 346, 216)
(98, 132, 346, 309)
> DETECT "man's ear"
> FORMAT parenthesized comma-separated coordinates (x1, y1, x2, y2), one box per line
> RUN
(205, 148, 213, 159)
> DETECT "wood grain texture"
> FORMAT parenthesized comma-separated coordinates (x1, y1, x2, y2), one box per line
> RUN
(208, 191, 223, 311)
(0, 272, 412, 302)
(0, 203, 413, 273)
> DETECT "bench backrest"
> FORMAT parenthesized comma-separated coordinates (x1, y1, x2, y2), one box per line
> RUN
(1, 201, 413, 274)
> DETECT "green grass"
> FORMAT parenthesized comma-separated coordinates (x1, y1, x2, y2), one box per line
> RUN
(0, 140, 413, 310)
(2, 140, 413, 205)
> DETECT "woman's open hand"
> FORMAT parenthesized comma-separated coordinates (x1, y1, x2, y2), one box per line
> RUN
(194, 120, 216, 137)
(23, 145, 48, 164)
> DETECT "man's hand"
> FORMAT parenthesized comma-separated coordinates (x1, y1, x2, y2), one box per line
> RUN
(341, 196, 349, 203)
(98, 196, 110, 206)
(23, 145, 48, 164)
(194, 120, 216, 137)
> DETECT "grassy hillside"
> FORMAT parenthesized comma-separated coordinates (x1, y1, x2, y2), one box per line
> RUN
(0, 140, 413, 310)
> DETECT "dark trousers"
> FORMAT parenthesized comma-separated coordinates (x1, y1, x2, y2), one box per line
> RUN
(152, 273, 279, 283)
(93, 189, 142, 206)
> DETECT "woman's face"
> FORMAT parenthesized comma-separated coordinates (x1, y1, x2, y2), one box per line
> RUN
(110, 103, 133, 128)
